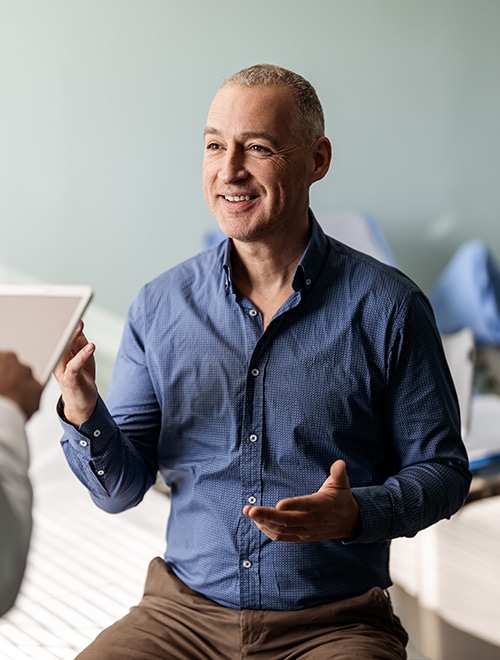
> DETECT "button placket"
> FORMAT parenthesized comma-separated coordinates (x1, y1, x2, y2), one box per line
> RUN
(239, 349, 269, 608)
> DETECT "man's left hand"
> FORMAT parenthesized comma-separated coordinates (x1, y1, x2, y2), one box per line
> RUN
(242, 460, 360, 542)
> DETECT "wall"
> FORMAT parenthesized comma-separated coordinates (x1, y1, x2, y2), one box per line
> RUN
(1, 0, 499, 316)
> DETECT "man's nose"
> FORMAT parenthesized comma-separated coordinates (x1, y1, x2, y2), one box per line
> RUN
(218, 146, 247, 184)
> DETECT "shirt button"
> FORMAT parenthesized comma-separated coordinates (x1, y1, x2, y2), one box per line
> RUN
(251, 368, 259, 377)
(249, 434, 258, 443)
(96, 470, 105, 476)
(79, 440, 88, 447)
(305, 278, 312, 286)
(93, 429, 101, 437)
(243, 560, 252, 569)
(248, 496, 256, 505)
(249, 309, 258, 317)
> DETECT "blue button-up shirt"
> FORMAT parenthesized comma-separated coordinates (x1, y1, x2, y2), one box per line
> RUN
(60, 213, 471, 611)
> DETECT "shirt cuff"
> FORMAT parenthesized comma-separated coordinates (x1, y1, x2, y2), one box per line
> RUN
(57, 395, 116, 456)
(346, 485, 393, 543)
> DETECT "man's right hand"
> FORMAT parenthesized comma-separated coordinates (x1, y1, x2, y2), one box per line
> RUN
(53, 321, 98, 427)
(0, 351, 43, 419)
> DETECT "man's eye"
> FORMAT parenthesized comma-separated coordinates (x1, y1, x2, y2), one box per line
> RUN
(206, 143, 221, 151)
(249, 144, 271, 154)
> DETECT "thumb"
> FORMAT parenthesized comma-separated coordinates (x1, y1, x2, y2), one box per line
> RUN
(321, 460, 351, 492)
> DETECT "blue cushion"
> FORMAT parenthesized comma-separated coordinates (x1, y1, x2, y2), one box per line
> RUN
(428, 240, 500, 346)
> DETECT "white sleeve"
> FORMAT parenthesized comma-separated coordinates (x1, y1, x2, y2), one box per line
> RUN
(0, 396, 32, 616)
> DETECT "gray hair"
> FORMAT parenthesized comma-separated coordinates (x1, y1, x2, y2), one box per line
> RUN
(224, 64, 325, 145)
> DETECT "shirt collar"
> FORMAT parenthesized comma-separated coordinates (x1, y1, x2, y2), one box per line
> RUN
(222, 241, 235, 292)
(292, 209, 329, 292)
(221, 209, 329, 294)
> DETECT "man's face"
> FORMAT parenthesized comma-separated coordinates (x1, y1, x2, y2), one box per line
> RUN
(203, 83, 320, 244)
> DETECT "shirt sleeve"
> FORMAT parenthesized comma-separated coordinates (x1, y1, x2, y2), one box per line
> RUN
(59, 289, 161, 514)
(0, 396, 32, 616)
(350, 289, 472, 544)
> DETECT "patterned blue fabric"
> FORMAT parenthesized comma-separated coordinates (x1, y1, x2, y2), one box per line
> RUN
(60, 212, 471, 611)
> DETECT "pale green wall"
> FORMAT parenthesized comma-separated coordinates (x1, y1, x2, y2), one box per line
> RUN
(1, 0, 499, 316)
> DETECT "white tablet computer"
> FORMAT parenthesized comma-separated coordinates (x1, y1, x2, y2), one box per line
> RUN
(0, 284, 93, 385)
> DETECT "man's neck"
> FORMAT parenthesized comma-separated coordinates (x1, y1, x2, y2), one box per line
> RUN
(231, 227, 310, 329)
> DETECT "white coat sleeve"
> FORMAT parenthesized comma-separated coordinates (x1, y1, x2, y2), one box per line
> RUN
(0, 396, 32, 616)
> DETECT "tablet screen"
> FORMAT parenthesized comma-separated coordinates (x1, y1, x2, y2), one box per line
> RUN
(0, 284, 93, 385)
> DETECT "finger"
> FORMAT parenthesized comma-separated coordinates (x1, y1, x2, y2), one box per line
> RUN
(54, 345, 75, 377)
(69, 327, 91, 357)
(55, 327, 95, 379)
(275, 494, 317, 512)
(244, 504, 310, 528)
(65, 342, 95, 375)
(243, 504, 328, 542)
(72, 319, 84, 340)
(54, 322, 87, 375)
(55, 342, 95, 385)
(65, 320, 86, 355)
(327, 460, 351, 490)
(247, 512, 312, 542)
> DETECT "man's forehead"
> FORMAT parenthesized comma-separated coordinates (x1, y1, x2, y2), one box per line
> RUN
(206, 83, 294, 128)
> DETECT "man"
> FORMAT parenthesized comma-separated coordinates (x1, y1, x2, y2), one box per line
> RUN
(0, 351, 42, 616)
(55, 64, 471, 659)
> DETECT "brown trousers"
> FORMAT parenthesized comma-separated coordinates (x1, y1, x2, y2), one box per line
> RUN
(76, 557, 408, 659)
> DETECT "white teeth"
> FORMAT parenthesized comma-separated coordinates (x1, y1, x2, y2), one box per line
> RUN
(224, 195, 251, 202)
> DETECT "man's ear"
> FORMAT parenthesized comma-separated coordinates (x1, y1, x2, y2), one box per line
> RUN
(309, 136, 332, 184)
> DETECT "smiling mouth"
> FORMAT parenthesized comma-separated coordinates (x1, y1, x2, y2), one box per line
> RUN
(223, 195, 256, 202)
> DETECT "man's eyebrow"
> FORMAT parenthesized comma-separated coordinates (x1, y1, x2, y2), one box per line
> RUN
(203, 127, 279, 147)
(203, 126, 221, 138)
